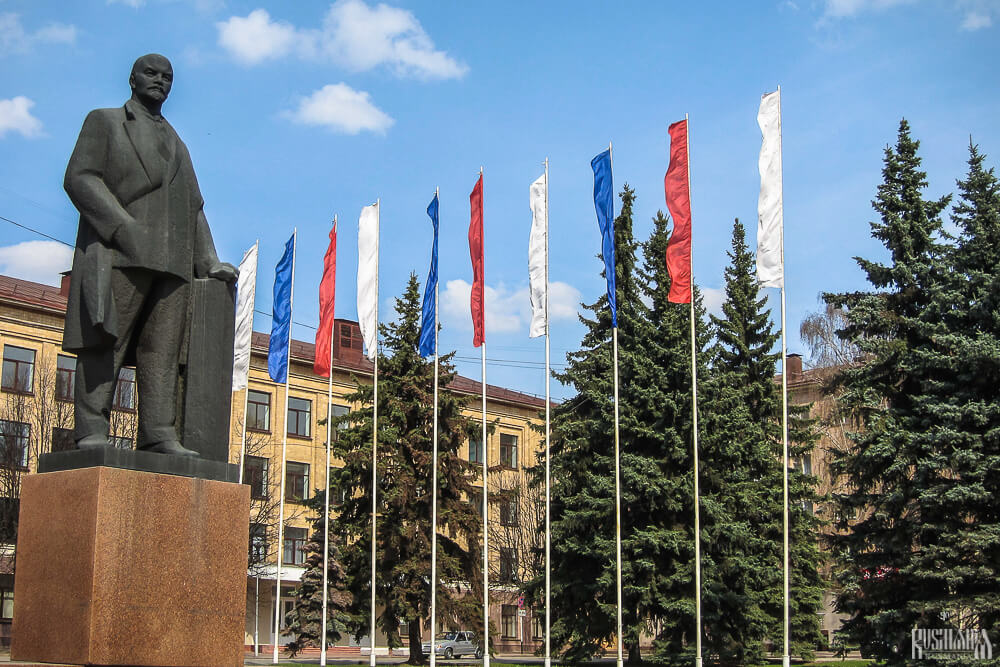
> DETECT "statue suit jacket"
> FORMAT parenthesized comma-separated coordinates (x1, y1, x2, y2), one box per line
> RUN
(62, 99, 221, 354)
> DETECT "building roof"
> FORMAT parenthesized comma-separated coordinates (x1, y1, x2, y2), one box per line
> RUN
(0, 273, 548, 410)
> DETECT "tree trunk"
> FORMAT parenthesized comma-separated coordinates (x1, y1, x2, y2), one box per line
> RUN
(626, 639, 642, 665)
(408, 619, 426, 664)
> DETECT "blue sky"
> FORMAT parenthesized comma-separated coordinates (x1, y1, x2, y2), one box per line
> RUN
(1, 0, 998, 401)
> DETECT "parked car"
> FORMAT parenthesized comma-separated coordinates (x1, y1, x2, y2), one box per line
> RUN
(421, 630, 483, 659)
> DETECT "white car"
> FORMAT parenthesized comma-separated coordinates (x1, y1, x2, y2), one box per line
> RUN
(421, 630, 483, 659)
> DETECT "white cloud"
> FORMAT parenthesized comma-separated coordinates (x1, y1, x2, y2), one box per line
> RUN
(441, 279, 581, 334)
(0, 96, 43, 138)
(961, 10, 992, 28)
(0, 13, 76, 54)
(282, 83, 393, 134)
(821, 0, 913, 17)
(0, 241, 72, 286)
(216, 9, 298, 65)
(216, 1, 467, 79)
(701, 286, 725, 318)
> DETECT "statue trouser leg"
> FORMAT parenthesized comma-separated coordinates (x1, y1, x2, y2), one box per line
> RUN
(73, 269, 187, 446)
(132, 273, 188, 448)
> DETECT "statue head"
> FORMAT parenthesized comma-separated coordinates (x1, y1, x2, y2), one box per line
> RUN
(129, 54, 173, 113)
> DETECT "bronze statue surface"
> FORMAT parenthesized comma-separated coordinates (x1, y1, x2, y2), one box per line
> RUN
(62, 54, 237, 458)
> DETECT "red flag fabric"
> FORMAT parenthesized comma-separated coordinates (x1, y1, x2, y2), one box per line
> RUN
(469, 173, 485, 347)
(664, 119, 692, 304)
(314, 223, 337, 376)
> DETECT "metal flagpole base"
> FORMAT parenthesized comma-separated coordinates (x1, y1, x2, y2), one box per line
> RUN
(617, 658, 624, 667)
(370, 651, 377, 667)
(320, 653, 327, 666)
(544, 658, 551, 667)
(783, 656, 790, 667)
(695, 657, 703, 667)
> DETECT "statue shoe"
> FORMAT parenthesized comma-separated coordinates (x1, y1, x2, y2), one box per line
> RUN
(139, 440, 199, 458)
(76, 434, 111, 450)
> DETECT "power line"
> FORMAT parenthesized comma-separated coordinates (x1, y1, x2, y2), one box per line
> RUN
(0, 214, 74, 248)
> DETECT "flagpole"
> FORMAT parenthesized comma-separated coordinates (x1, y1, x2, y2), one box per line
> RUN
(776, 85, 791, 667)
(479, 169, 490, 667)
(607, 140, 623, 667)
(321, 218, 337, 667)
(273, 229, 296, 664)
(371, 200, 380, 667)
(430, 188, 440, 667)
(683, 115, 703, 667)
(543, 156, 552, 667)
(239, 240, 260, 484)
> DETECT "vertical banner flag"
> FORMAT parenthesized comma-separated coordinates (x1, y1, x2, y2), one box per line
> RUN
(268, 234, 295, 383)
(232, 242, 258, 390)
(757, 89, 784, 288)
(528, 173, 547, 338)
(419, 193, 439, 357)
(592, 149, 616, 327)
(314, 223, 338, 376)
(469, 174, 485, 347)
(357, 204, 379, 361)
(664, 119, 693, 303)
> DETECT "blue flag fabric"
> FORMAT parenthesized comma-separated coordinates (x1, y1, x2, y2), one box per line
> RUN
(268, 234, 295, 382)
(592, 149, 617, 327)
(419, 194, 439, 357)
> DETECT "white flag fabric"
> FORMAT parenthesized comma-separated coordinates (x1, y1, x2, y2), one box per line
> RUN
(528, 173, 547, 338)
(232, 242, 258, 390)
(757, 89, 784, 288)
(357, 203, 379, 361)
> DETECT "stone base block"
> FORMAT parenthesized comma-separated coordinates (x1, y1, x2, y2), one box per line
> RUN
(11, 466, 250, 667)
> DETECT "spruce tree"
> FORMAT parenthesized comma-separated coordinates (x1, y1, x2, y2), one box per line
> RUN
(638, 210, 710, 666)
(824, 120, 951, 661)
(905, 142, 1000, 632)
(284, 499, 352, 656)
(330, 273, 481, 664)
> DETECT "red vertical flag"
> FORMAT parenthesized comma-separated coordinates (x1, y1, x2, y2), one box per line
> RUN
(314, 222, 337, 376)
(469, 173, 485, 347)
(664, 119, 692, 303)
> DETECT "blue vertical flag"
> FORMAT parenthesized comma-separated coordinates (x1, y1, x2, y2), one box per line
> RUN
(268, 233, 295, 382)
(419, 193, 439, 357)
(592, 148, 616, 327)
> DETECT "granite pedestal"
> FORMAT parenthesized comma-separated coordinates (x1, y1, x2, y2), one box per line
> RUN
(11, 466, 250, 667)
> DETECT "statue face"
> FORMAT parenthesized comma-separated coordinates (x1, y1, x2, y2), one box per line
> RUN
(129, 55, 173, 106)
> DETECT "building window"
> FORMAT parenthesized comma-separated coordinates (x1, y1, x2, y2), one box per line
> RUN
(796, 455, 813, 476)
(110, 436, 132, 449)
(287, 397, 311, 438)
(51, 427, 74, 453)
(500, 433, 518, 469)
(113, 368, 136, 411)
(249, 522, 268, 564)
(329, 404, 349, 438)
(2, 345, 35, 393)
(500, 493, 518, 527)
(0, 588, 12, 621)
(501, 605, 517, 639)
(469, 487, 483, 514)
(531, 612, 543, 640)
(0, 421, 29, 468)
(245, 455, 268, 500)
(286, 462, 310, 502)
(56, 355, 76, 402)
(283, 527, 308, 565)
(468, 435, 483, 465)
(499, 547, 517, 583)
(340, 323, 362, 351)
(246, 390, 270, 432)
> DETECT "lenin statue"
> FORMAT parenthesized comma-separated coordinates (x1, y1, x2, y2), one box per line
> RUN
(62, 54, 237, 457)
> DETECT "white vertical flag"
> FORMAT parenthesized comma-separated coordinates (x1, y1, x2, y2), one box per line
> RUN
(232, 242, 258, 391)
(357, 203, 379, 361)
(757, 89, 784, 288)
(528, 174, 547, 338)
